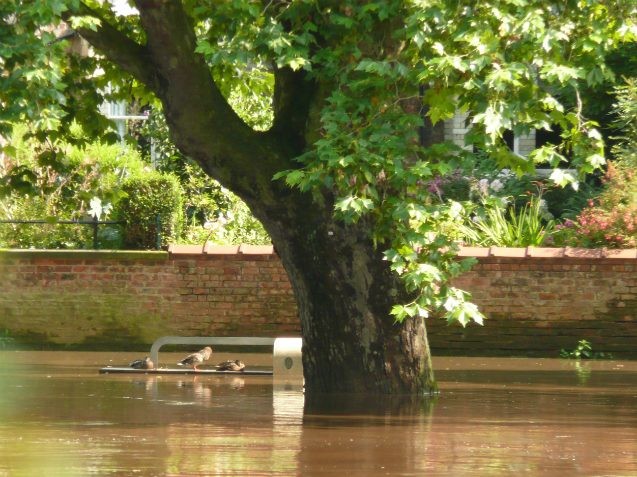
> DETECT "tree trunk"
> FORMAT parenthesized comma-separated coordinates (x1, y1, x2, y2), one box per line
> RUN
(251, 194, 438, 395)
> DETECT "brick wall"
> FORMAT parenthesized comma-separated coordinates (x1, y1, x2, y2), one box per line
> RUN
(0, 245, 635, 357)
(433, 247, 637, 358)
(0, 245, 297, 350)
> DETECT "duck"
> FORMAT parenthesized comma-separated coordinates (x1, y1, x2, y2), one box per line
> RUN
(215, 359, 245, 372)
(129, 356, 154, 370)
(177, 346, 213, 371)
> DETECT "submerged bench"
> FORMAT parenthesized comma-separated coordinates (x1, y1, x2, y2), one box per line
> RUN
(149, 336, 277, 365)
(99, 336, 303, 378)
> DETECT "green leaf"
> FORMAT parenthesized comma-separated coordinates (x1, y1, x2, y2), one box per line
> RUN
(68, 15, 101, 31)
(541, 64, 583, 84)
(284, 170, 306, 187)
(390, 304, 409, 322)
(586, 153, 605, 169)
(549, 168, 577, 187)
(288, 57, 307, 71)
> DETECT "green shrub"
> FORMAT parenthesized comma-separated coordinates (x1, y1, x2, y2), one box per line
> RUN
(0, 124, 143, 249)
(560, 339, 613, 360)
(1, 120, 269, 249)
(541, 179, 601, 220)
(549, 79, 637, 249)
(118, 172, 183, 249)
(549, 166, 637, 248)
(0, 200, 94, 249)
(611, 77, 637, 168)
(458, 195, 555, 247)
(138, 108, 271, 246)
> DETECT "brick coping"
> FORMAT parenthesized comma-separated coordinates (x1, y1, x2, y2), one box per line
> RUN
(167, 244, 274, 255)
(0, 249, 168, 260)
(1, 245, 635, 260)
(457, 246, 637, 259)
(168, 244, 637, 259)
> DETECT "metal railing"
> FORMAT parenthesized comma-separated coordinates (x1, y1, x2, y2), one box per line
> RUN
(0, 217, 121, 249)
(0, 214, 166, 250)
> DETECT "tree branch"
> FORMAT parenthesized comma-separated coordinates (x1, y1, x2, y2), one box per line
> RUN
(65, 3, 158, 89)
(70, 1, 304, 210)
(133, 0, 293, 197)
(271, 66, 316, 155)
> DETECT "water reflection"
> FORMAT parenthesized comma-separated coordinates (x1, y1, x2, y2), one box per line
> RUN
(300, 394, 436, 476)
(0, 352, 636, 476)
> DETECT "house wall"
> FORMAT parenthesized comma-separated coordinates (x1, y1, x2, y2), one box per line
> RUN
(443, 112, 536, 156)
(0, 246, 635, 357)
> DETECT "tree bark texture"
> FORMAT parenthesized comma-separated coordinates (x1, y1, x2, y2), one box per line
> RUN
(78, 0, 437, 394)
(268, 207, 438, 394)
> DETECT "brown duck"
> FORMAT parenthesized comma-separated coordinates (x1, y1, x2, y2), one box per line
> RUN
(215, 359, 245, 372)
(177, 346, 213, 371)
(129, 356, 154, 370)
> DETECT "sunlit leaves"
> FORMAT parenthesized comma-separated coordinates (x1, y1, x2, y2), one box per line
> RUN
(423, 87, 457, 124)
(68, 15, 100, 31)
(0, 0, 126, 153)
(474, 103, 510, 141)
(549, 168, 578, 187)
(540, 64, 584, 85)
(405, 0, 635, 175)
(334, 196, 374, 222)
(271, 0, 633, 327)
(191, 0, 315, 84)
(445, 297, 483, 327)
(0, 1, 71, 139)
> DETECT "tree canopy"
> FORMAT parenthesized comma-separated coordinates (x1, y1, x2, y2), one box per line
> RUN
(1, 0, 636, 393)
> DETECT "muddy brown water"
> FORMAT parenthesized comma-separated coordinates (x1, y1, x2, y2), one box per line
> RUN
(0, 352, 636, 476)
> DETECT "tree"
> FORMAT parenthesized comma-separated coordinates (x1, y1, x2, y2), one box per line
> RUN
(1, 0, 635, 394)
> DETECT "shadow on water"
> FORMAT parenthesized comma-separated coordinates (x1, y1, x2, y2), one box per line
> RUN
(299, 394, 438, 476)
(303, 392, 436, 425)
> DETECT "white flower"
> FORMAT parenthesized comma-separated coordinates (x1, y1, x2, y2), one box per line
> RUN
(489, 179, 504, 192)
(102, 202, 113, 217)
(88, 197, 112, 219)
(216, 214, 228, 226)
(538, 199, 554, 220)
(478, 178, 489, 195)
(89, 197, 102, 218)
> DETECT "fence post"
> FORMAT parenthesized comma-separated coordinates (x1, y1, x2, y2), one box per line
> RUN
(92, 216, 99, 249)
(155, 214, 162, 250)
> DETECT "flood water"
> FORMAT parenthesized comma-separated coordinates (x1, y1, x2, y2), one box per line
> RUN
(0, 352, 636, 476)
